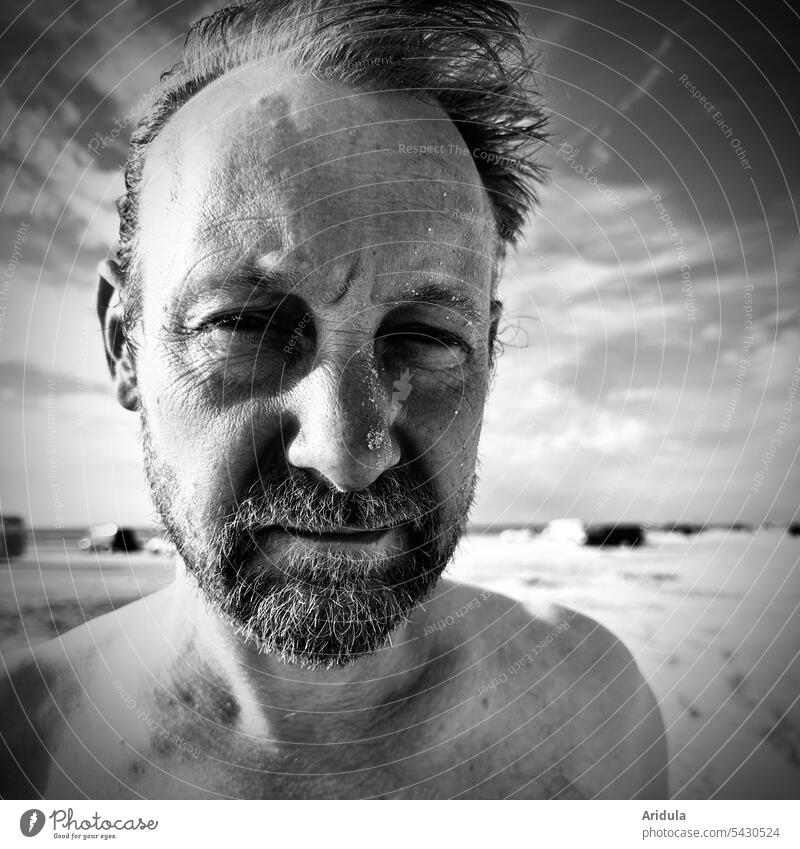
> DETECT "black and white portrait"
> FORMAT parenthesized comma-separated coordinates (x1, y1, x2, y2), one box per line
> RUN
(0, 0, 797, 810)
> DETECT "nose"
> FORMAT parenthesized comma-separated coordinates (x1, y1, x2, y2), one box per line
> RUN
(285, 346, 402, 491)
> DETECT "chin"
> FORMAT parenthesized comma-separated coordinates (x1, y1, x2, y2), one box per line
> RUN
(212, 537, 446, 668)
(224, 579, 421, 669)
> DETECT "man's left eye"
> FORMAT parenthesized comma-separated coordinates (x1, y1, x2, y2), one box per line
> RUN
(377, 325, 472, 361)
(383, 325, 468, 346)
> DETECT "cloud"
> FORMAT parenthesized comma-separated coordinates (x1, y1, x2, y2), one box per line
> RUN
(0, 0, 183, 274)
(0, 0, 795, 527)
(474, 155, 798, 523)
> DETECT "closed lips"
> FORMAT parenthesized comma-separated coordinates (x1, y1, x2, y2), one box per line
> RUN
(280, 526, 394, 543)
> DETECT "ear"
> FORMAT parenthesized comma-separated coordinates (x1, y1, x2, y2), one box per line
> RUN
(97, 255, 139, 412)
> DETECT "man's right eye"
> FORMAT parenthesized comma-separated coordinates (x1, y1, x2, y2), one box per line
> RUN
(203, 312, 273, 334)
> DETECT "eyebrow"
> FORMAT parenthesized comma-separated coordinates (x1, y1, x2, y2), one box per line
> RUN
(383, 283, 484, 324)
(184, 262, 306, 302)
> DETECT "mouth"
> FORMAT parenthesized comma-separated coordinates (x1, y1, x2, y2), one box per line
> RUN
(249, 522, 411, 553)
(279, 526, 395, 544)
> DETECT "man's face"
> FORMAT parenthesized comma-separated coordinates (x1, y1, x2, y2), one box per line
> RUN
(129, 66, 499, 668)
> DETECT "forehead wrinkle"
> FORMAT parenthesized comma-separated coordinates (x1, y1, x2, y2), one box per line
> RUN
(167, 206, 491, 312)
(194, 212, 286, 253)
(296, 225, 491, 296)
(188, 161, 487, 273)
(139, 72, 503, 321)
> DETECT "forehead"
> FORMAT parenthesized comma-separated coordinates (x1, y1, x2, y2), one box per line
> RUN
(137, 64, 499, 305)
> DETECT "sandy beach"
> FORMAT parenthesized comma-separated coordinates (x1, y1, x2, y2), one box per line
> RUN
(1, 529, 798, 799)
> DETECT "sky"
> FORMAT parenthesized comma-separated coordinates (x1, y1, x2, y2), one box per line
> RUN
(0, 0, 798, 528)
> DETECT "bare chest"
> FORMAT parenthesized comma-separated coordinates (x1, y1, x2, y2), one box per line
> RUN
(42, 693, 587, 799)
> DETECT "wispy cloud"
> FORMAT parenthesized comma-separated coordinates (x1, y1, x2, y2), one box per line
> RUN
(474, 160, 798, 523)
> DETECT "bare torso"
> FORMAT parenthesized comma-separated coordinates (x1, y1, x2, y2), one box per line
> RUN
(0, 579, 667, 799)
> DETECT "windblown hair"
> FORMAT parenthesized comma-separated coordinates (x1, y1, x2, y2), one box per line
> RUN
(116, 0, 548, 293)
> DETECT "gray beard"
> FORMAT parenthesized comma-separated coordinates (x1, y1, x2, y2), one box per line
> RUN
(139, 410, 475, 669)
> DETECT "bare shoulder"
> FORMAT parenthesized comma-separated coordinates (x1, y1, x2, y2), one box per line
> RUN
(507, 594, 668, 798)
(0, 593, 164, 798)
(432, 580, 669, 798)
(0, 639, 77, 797)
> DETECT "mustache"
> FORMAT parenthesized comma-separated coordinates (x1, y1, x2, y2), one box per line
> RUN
(218, 466, 439, 542)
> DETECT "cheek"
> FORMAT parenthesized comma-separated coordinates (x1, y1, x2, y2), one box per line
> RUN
(138, 344, 280, 505)
(403, 368, 486, 489)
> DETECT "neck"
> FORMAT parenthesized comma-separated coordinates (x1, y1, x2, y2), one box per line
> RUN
(160, 562, 433, 744)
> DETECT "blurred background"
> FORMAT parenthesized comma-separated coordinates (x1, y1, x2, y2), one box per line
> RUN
(0, 0, 798, 799)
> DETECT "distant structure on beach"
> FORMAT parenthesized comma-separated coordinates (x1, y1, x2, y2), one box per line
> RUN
(0, 515, 27, 559)
(662, 522, 703, 536)
(78, 524, 141, 554)
(541, 518, 587, 545)
(542, 519, 646, 547)
(584, 523, 646, 547)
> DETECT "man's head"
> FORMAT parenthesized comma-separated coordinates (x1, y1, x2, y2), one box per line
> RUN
(97, 0, 547, 669)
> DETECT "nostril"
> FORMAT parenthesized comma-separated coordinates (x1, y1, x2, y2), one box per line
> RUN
(286, 408, 400, 491)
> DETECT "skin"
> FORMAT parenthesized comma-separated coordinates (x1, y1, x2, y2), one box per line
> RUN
(0, 65, 668, 799)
